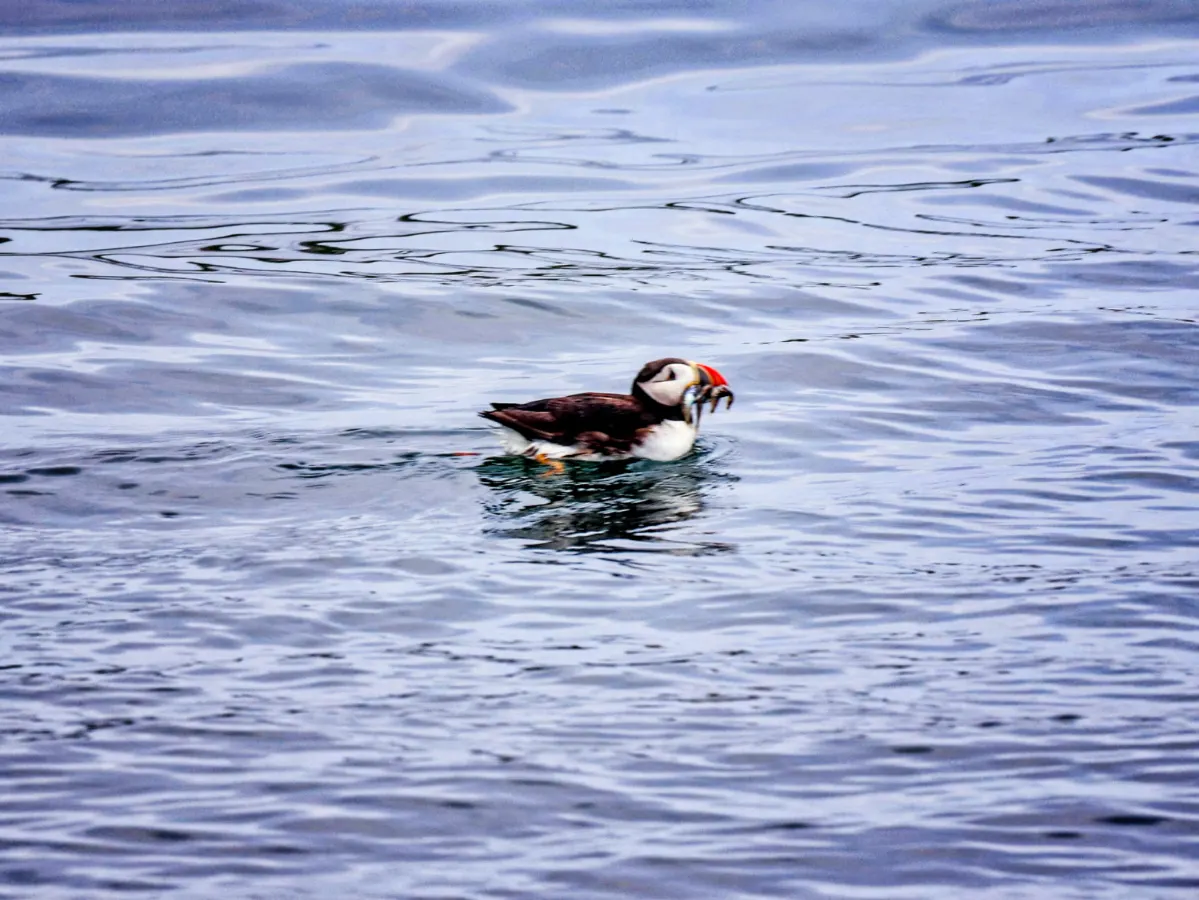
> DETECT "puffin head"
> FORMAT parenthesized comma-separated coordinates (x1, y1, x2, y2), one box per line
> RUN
(633, 357, 734, 425)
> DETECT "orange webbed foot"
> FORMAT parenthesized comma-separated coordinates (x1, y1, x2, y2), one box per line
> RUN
(533, 453, 566, 476)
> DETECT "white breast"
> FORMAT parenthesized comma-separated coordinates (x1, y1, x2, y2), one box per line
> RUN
(632, 419, 698, 462)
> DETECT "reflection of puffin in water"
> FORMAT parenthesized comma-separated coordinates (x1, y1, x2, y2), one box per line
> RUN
(480, 358, 734, 469)
(476, 456, 737, 554)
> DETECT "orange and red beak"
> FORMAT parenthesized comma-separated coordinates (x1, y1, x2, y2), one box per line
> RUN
(685, 361, 734, 427)
(694, 363, 728, 389)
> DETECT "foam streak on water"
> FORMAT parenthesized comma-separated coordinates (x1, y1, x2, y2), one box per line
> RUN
(1, 2, 1198, 897)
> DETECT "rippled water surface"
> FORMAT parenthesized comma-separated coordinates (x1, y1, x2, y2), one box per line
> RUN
(2, 1, 1198, 897)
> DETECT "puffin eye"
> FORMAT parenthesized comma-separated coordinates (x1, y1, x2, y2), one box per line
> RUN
(666, 370, 676, 380)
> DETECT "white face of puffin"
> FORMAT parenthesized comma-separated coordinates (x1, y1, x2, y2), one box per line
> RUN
(637, 361, 697, 408)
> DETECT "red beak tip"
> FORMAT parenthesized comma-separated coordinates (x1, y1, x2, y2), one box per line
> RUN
(698, 363, 728, 386)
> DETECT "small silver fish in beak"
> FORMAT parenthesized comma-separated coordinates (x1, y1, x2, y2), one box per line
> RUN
(686, 361, 734, 428)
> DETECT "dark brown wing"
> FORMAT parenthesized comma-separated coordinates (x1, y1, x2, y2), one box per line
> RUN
(479, 392, 651, 446)
(479, 404, 563, 442)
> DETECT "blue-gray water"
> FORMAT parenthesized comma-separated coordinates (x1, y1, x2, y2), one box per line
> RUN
(2, 2, 1198, 897)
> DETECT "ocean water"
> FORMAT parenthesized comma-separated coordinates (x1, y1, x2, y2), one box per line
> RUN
(1, 1, 1198, 897)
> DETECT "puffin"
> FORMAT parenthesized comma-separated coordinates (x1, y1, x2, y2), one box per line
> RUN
(480, 358, 734, 468)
